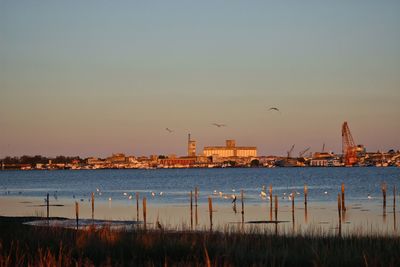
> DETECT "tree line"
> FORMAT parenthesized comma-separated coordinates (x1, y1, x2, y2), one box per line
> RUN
(1, 155, 83, 165)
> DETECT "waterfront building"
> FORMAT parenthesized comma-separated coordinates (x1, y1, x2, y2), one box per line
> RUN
(107, 153, 126, 163)
(203, 140, 257, 157)
(158, 157, 196, 168)
(310, 152, 341, 167)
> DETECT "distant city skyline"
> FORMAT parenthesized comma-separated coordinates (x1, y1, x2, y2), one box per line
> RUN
(1, 1, 399, 158)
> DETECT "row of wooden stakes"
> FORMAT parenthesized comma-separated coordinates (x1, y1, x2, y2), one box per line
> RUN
(44, 182, 397, 231)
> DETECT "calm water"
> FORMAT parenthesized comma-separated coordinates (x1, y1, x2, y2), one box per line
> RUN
(1, 168, 399, 205)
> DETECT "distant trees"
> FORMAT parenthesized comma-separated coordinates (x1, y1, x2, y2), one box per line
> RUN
(0, 155, 82, 165)
(250, 159, 261, 167)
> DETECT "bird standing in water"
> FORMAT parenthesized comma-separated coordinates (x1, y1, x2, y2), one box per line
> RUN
(232, 195, 237, 214)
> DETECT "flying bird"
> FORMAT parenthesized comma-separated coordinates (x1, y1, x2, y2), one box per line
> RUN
(212, 123, 226, 128)
(268, 107, 280, 112)
(165, 128, 174, 133)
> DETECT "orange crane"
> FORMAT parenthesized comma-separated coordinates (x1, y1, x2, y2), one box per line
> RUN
(342, 122, 358, 166)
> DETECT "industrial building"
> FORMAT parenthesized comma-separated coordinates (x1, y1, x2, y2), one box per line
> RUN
(203, 140, 257, 157)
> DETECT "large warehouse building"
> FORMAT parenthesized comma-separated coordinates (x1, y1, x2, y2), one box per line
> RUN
(203, 140, 257, 157)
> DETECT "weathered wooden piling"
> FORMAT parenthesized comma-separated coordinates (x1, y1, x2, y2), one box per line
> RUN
(91, 192, 95, 220)
(195, 187, 198, 225)
(75, 201, 79, 230)
(291, 192, 295, 232)
(304, 204, 308, 224)
(393, 185, 396, 212)
(46, 193, 49, 221)
(337, 194, 342, 236)
(382, 182, 387, 208)
(341, 183, 346, 212)
(190, 190, 193, 230)
(291, 191, 295, 213)
(274, 195, 278, 235)
(143, 197, 147, 230)
(136, 192, 139, 221)
(274, 195, 278, 221)
(304, 184, 308, 223)
(241, 190, 244, 225)
(208, 196, 213, 231)
(304, 184, 308, 206)
(269, 184, 273, 204)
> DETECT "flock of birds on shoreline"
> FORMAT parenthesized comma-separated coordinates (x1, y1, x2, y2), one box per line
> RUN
(2, 184, 378, 204)
(0, 187, 367, 204)
(2, 185, 378, 203)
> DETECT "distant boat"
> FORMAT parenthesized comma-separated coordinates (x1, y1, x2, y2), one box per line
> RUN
(275, 158, 298, 167)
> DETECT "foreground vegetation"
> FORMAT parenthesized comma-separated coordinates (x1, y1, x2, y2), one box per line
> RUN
(0, 216, 399, 266)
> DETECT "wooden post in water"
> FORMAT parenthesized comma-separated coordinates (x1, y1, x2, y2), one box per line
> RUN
(274, 195, 278, 221)
(143, 197, 147, 230)
(91, 192, 95, 220)
(190, 190, 193, 230)
(240, 190, 245, 224)
(337, 194, 342, 237)
(304, 184, 308, 206)
(291, 191, 295, 232)
(208, 196, 213, 231)
(291, 191, 295, 214)
(341, 183, 346, 212)
(394, 185, 396, 212)
(269, 184, 273, 205)
(269, 185, 273, 221)
(304, 184, 308, 224)
(195, 187, 198, 226)
(75, 201, 79, 230)
(394, 185, 397, 233)
(241, 190, 244, 225)
(382, 182, 387, 208)
(136, 192, 139, 222)
(46, 193, 49, 221)
(274, 195, 278, 235)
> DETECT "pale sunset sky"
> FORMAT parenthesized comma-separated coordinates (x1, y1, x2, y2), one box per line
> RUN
(1, 1, 399, 157)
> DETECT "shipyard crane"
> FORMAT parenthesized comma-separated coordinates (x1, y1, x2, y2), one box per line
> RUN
(342, 122, 358, 166)
(298, 147, 311, 158)
(287, 144, 295, 158)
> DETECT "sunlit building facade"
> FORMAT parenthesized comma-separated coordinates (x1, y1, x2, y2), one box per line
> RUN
(203, 140, 257, 157)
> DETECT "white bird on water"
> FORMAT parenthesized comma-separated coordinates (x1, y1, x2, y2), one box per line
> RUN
(367, 194, 373, 200)
(123, 192, 128, 196)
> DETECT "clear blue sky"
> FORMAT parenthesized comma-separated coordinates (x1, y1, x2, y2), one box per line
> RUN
(1, 0, 399, 157)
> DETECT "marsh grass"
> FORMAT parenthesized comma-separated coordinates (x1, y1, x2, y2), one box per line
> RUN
(0, 216, 399, 266)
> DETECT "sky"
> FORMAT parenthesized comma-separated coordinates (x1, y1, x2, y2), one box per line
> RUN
(1, 0, 399, 158)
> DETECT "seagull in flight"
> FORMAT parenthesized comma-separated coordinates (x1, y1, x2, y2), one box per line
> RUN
(268, 107, 280, 112)
(212, 123, 226, 128)
(165, 128, 174, 133)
